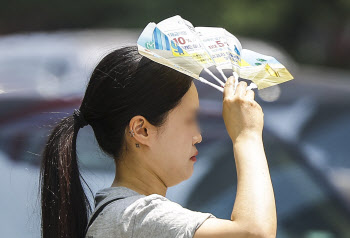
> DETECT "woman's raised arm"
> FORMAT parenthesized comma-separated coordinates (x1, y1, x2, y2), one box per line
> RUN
(194, 76, 277, 238)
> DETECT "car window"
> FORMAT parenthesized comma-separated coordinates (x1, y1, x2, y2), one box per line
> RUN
(0, 113, 114, 171)
(302, 110, 350, 168)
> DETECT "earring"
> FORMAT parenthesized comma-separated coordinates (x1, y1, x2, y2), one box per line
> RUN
(129, 121, 144, 137)
(129, 129, 135, 137)
(129, 121, 144, 148)
(129, 130, 139, 148)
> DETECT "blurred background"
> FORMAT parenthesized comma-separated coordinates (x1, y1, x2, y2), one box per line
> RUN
(0, 1, 349, 237)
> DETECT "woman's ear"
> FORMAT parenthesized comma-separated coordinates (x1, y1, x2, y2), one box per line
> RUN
(128, 116, 153, 147)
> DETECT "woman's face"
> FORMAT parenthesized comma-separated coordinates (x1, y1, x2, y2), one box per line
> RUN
(150, 81, 202, 187)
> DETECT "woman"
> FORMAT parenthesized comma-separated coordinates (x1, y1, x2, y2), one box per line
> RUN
(40, 46, 276, 238)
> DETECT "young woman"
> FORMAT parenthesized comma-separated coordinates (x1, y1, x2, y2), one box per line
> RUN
(40, 46, 276, 238)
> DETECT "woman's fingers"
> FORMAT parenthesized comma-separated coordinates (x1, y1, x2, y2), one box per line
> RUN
(223, 76, 235, 100)
(245, 89, 255, 101)
(224, 77, 255, 101)
(235, 81, 248, 98)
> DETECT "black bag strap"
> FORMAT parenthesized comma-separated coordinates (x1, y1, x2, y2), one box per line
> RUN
(84, 196, 125, 237)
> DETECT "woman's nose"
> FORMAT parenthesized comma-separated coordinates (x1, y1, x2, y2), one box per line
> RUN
(193, 133, 202, 145)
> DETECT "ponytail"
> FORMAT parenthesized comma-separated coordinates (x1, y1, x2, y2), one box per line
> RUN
(39, 114, 92, 238)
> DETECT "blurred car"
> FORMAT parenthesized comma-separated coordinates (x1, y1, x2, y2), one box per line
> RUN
(1, 29, 350, 238)
(182, 106, 350, 238)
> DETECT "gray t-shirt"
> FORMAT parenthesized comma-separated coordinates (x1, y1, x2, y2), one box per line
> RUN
(85, 186, 216, 238)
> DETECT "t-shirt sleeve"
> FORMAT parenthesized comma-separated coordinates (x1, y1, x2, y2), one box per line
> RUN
(122, 194, 216, 238)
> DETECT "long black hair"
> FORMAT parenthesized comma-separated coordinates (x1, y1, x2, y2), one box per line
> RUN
(39, 45, 193, 238)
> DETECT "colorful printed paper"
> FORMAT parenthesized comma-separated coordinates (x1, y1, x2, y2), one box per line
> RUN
(137, 15, 293, 92)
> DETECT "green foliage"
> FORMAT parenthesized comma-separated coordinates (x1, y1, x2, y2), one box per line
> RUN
(0, 0, 349, 68)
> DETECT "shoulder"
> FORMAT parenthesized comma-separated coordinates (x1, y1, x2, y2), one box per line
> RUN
(85, 194, 147, 237)
(121, 194, 216, 238)
(124, 194, 181, 212)
(122, 193, 204, 218)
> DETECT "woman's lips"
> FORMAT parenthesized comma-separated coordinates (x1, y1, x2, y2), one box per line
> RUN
(190, 151, 198, 161)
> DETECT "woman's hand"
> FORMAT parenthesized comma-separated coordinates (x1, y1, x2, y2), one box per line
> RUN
(222, 76, 264, 143)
